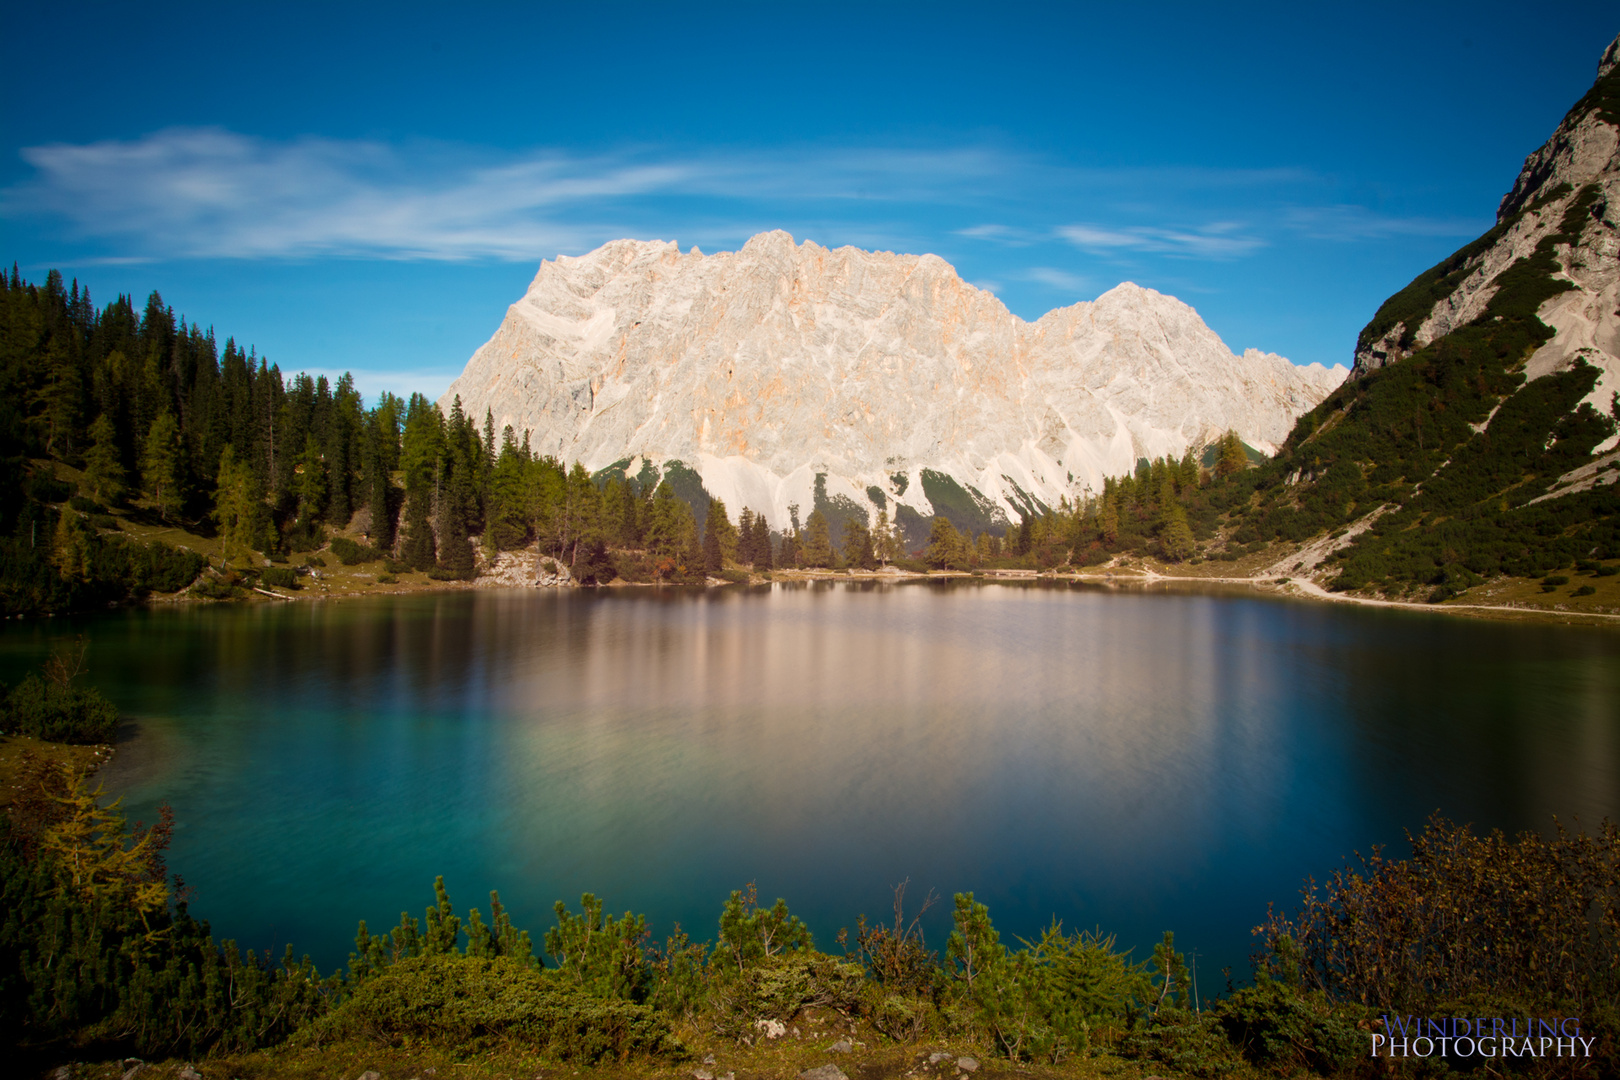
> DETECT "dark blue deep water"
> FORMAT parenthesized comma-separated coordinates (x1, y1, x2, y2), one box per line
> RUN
(4, 582, 1617, 985)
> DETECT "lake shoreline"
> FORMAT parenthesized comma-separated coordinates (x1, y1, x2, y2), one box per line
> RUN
(197, 555, 1620, 628)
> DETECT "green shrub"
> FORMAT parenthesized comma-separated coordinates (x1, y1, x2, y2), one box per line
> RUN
(1119, 1007, 1241, 1077)
(190, 578, 242, 600)
(303, 554, 327, 568)
(0, 674, 118, 743)
(1213, 974, 1365, 1074)
(1574, 584, 1597, 596)
(717, 567, 749, 584)
(329, 535, 385, 565)
(68, 495, 99, 512)
(260, 566, 299, 589)
(709, 953, 864, 1040)
(312, 955, 677, 1062)
(377, 573, 397, 585)
(547, 894, 651, 1001)
(946, 893, 1150, 1065)
(1, 760, 330, 1057)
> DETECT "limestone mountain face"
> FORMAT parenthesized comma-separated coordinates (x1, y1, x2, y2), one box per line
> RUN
(1353, 31, 1620, 451)
(444, 231, 1345, 531)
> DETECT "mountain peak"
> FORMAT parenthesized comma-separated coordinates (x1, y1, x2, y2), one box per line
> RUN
(446, 233, 1343, 532)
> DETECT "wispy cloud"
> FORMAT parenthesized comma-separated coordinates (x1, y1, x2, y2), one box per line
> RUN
(3, 127, 1458, 269)
(1022, 267, 1092, 295)
(3, 128, 691, 260)
(955, 223, 1040, 246)
(1281, 204, 1488, 242)
(0, 129, 1035, 262)
(1057, 221, 1264, 258)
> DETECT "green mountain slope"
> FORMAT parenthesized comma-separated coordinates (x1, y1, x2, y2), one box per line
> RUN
(1232, 33, 1620, 600)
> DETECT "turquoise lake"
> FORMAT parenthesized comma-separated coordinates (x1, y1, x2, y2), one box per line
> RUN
(4, 582, 1617, 984)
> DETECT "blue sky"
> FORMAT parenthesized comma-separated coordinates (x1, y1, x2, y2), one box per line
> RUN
(3, 2, 1616, 403)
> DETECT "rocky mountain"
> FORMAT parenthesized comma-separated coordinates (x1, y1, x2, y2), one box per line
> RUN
(443, 231, 1344, 535)
(1240, 31, 1620, 596)
(1353, 33, 1620, 443)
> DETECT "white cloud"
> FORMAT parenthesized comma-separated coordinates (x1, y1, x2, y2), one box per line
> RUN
(3, 129, 687, 261)
(1281, 204, 1487, 241)
(3, 127, 1450, 268)
(1057, 221, 1264, 258)
(0, 129, 1039, 262)
(1022, 267, 1092, 295)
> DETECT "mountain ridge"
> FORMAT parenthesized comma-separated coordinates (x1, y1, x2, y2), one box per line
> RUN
(443, 231, 1344, 533)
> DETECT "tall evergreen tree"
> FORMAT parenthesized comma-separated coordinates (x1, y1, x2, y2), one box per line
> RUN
(751, 512, 772, 571)
(214, 444, 266, 567)
(80, 415, 126, 504)
(140, 410, 184, 521)
(803, 509, 833, 568)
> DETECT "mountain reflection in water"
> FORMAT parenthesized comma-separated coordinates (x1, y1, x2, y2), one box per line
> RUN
(4, 581, 1615, 980)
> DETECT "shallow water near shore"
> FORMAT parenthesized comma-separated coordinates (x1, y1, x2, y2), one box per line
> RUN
(4, 581, 1617, 982)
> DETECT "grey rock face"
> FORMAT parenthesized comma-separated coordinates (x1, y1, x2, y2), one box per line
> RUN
(445, 232, 1344, 528)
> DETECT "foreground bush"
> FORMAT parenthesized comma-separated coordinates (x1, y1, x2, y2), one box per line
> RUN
(0, 759, 328, 1058)
(1, 641, 120, 743)
(308, 954, 678, 1062)
(1259, 813, 1620, 1074)
(1, 674, 118, 742)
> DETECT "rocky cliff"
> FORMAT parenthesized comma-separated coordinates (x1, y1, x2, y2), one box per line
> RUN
(1352, 32, 1619, 443)
(443, 232, 1344, 531)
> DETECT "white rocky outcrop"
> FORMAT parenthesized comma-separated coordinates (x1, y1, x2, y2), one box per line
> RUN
(444, 231, 1346, 529)
(1352, 31, 1620, 456)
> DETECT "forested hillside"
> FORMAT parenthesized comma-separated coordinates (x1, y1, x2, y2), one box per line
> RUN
(0, 267, 822, 612)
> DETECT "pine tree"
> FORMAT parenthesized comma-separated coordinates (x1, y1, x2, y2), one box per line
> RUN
(925, 516, 964, 570)
(873, 508, 898, 566)
(803, 509, 833, 568)
(293, 434, 327, 526)
(140, 410, 184, 521)
(703, 498, 736, 573)
(402, 485, 436, 570)
(841, 517, 875, 570)
(1216, 430, 1247, 478)
(80, 415, 126, 504)
(751, 512, 773, 570)
(1160, 504, 1196, 562)
(779, 504, 803, 567)
(52, 510, 95, 582)
(213, 444, 266, 567)
(737, 507, 756, 565)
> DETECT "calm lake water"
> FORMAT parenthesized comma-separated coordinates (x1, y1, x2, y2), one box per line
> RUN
(4, 582, 1618, 984)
